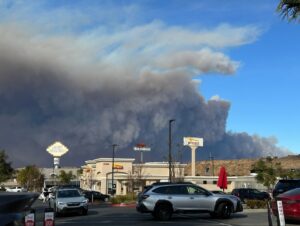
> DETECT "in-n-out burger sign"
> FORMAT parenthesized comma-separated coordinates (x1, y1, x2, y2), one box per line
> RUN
(134, 143, 151, 152)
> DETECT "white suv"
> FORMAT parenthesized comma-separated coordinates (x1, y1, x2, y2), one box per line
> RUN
(136, 182, 243, 221)
(49, 188, 89, 216)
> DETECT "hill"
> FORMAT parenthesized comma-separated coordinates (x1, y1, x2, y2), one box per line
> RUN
(185, 155, 300, 176)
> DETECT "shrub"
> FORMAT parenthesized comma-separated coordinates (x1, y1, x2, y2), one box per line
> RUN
(110, 193, 137, 204)
(245, 199, 267, 209)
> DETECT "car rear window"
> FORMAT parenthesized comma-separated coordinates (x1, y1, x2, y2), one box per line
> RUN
(282, 188, 300, 196)
(275, 180, 300, 190)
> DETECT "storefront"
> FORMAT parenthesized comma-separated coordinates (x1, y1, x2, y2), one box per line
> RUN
(80, 158, 186, 195)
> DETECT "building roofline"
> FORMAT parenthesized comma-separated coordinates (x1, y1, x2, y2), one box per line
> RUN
(85, 158, 135, 164)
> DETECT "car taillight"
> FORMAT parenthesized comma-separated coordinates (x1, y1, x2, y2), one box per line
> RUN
(141, 195, 150, 200)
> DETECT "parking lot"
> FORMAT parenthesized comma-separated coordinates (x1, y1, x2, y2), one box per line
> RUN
(31, 200, 299, 226)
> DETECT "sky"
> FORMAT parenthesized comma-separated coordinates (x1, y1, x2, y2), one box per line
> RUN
(0, 0, 299, 167)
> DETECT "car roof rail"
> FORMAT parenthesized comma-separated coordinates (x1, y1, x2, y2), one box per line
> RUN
(151, 182, 193, 186)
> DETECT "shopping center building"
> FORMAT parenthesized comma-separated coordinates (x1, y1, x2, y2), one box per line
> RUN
(80, 157, 263, 195)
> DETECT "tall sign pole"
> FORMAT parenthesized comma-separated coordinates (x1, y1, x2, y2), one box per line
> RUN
(134, 143, 151, 163)
(183, 137, 203, 177)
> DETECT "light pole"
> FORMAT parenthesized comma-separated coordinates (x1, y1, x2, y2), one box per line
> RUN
(111, 144, 118, 195)
(209, 152, 215, 176)
(168, 119, 175, 182)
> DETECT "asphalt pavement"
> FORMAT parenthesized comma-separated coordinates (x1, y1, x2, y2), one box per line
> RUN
(31, 200, 299, 226)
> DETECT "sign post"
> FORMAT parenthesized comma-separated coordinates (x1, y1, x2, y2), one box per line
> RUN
(277, 200, 285, 226)
(46, 141, 69, 186)
(134, 143, 151, 163)
(183, 137, 203, 177)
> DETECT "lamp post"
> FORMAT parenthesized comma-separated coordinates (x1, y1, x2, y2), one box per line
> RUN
(111, 144, 118, 195)
(168, 119, 175, 182)
(209, 152, 215, 177)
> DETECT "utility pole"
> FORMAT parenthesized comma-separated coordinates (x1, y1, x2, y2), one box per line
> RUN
(168, 119, 175, 182)
(111, 144, 118, 196)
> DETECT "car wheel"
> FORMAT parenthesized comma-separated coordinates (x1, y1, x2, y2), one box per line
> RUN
(216, 202, 233, 219)
(154, 204, 172, 221)
(104, 197, 109, 202)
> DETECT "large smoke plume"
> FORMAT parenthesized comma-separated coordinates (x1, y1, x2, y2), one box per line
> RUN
(0, 23, 291, 167)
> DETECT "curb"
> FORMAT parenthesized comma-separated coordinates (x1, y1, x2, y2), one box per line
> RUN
(111, 203, 136, 208)
(243, 208, 267, 213)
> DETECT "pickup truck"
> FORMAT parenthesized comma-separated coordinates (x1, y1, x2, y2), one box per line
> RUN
(6, 187, 27, 192)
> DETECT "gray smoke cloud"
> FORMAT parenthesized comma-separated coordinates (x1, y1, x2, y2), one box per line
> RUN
(0, 23, 291, 167)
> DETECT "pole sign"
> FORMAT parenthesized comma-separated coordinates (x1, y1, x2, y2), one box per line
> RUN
(46, 141, 69, 157)
(134, 143, 151, 152)
(183, 137, 203, 147)
(277, 200, 285, 226)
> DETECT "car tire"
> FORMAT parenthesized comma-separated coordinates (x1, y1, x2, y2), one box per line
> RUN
(216, 202, 233, 219)
(154, 204, 172, 221)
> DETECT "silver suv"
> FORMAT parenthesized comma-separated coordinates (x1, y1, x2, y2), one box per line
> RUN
(136, 182, 243, 220)
(49, 188, 89, 216)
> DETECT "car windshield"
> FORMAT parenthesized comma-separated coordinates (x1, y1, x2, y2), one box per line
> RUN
(57, 190, 81, 198)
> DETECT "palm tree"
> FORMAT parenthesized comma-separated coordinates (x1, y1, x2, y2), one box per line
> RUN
(277, 0, 300, 21)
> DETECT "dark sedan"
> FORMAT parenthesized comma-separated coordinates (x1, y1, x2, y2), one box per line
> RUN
(231, 188, 270, 202)
(83, 190, 110, 202)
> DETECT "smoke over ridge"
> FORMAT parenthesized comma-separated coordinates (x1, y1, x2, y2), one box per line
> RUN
(0, 23, 291, 167)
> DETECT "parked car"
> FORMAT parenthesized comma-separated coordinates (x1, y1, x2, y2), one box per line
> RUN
(82, 190, 110, 202)
(231, 188, 270, 202)
(136, 182, 243, 221)
(273, 179, 300, 198)
(0, 192, 39, 225)
(49, 188, 89, 216)
(6, 186, 27, 192)
(272, 188, 300, 221)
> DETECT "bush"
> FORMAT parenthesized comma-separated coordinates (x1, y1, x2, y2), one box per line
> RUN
(245, 199, 267, 209)
(110, 193, 137, 204)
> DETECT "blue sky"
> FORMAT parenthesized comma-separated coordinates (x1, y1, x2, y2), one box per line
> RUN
(0, 0, 299, 156)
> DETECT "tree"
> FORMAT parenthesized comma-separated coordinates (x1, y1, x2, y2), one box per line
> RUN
(277, 0, 300, 21)
(17, 165, 44, 191)
(0, 150, 14, 184)
(58, 170, 75, 185)
(251, 158, 281, 189)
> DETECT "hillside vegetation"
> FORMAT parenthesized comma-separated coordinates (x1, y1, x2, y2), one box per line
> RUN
(185, 155, 300, 176)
